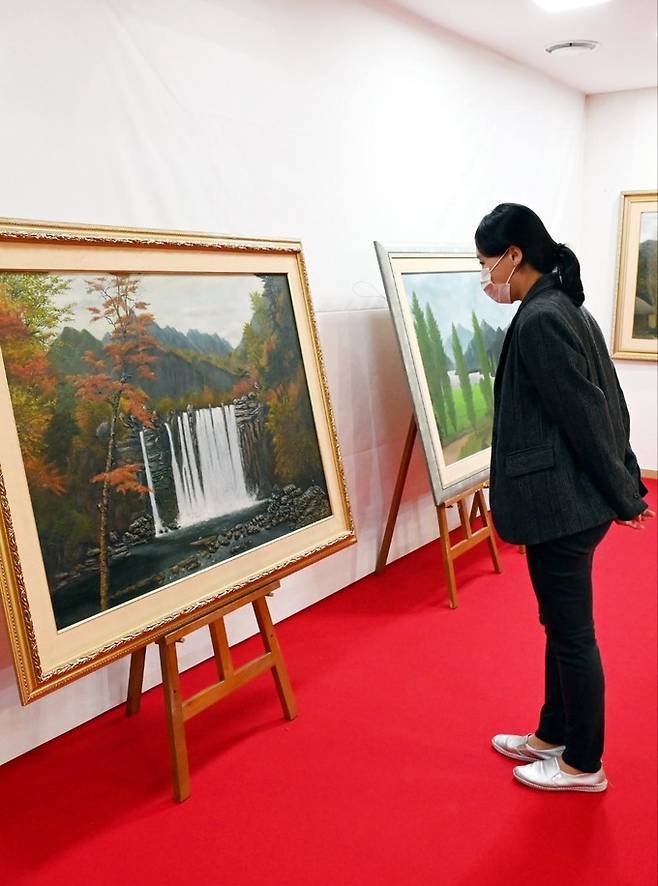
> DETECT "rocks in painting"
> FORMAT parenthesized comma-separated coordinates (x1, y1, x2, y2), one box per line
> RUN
(221, 524, 251, 554)
(235, 394, 275, 499)
(51, 480, 332, 594)
(191, 534, 218, 551)
(293, 485, 331, 528)
(261, 483, 330, 530)
(266, 485, 295, 525)
(111, 544, 129, 560)
(123, 514, 155, 544)
(264, 485, 301, 527)
(52, 549, 106, 590)
(60, 516, 156, 591)
(229, 530, 250, 555)
(190, 522, 255, 557)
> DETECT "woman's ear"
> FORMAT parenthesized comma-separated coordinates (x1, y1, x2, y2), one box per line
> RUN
(509, 245, 523, 267)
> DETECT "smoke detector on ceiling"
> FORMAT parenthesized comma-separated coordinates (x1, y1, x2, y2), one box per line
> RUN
(545, 40, 601, 55)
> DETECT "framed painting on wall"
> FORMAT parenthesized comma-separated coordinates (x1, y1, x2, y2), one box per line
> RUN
(375, 243, 519, 505)
(612, 190, 658, 361)
(0, 219, 355, 703)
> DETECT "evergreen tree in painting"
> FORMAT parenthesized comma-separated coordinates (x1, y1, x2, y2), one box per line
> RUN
(471, 311, 493, 410)
(451, 322, 477, 432)
(411, 293, 446, 437)
(425, 303, 457, 432)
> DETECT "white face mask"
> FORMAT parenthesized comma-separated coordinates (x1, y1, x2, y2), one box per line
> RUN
(480, 249, 517, 304)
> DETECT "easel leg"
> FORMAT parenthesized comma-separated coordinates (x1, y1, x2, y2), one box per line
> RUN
(126, 646, 146, 717)
(476, 488, 502, 574)
(209, 617, 233, 681)
(436, 503, 458, 609)
(158, 639, 190, 803)
(468, 493, 479, 528)
(457, 497, 471, 540)
(253, 595, 297, 721)
(376, 416, 417, 574)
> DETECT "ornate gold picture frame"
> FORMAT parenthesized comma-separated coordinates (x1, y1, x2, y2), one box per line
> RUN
(0, 219, 354, 703)
(612, 191, 658, 361)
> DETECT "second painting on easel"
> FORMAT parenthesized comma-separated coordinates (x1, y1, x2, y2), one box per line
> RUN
(375, 244, 518, 504)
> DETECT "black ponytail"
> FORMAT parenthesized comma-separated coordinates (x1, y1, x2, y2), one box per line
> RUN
(475, 203, 585, 305)
(553, 242, 584, 306)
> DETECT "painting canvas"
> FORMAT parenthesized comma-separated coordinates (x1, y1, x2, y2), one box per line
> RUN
(0, 220, 354, 702)
(375, 244, 518, 504)
(612, 191, 658, 361)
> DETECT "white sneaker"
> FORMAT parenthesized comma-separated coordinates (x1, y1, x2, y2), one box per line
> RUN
(492, 732, 565, 762)
(513, 757, 607, 793)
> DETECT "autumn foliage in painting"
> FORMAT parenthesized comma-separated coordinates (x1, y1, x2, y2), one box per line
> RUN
(233, 276, 322, 490)
(70, 276, 159, 610)
(0, 274, 69, 495)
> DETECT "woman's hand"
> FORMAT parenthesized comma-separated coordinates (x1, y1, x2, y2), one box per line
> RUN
(615, 507, 656, 530)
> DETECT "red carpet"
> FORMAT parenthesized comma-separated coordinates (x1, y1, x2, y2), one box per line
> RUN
(0, 481, 656, 886)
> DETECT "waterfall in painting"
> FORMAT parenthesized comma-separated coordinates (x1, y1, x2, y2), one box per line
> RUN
(139, 429, 165, 535)
(144, 405, 255, 534)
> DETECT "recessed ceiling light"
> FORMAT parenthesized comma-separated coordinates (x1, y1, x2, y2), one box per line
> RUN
(545, 39, 601, 55)
(534, 0, 611, 11)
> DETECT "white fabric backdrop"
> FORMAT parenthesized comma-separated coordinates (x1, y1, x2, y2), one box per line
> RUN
(582, 88, 658, 473)
(0, 0, 590, 762)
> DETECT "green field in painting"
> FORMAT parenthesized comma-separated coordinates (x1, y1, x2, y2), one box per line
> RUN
(449, 386, 490, 435)
(433, 383, 493, 463)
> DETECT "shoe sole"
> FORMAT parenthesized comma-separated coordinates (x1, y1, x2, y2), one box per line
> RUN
(513, 769, 608, 792)
(490, 738, 562, 762)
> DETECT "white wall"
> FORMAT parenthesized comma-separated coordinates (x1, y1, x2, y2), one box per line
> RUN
(582, 87, 658, 471)
(0, 0, 588, 763)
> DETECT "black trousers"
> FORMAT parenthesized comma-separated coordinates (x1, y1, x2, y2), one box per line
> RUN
(525, 520, 612, 773)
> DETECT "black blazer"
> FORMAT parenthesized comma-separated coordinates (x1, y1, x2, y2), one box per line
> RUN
(490, 272, 648, 546)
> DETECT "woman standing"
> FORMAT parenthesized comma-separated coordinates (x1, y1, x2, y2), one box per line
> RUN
(475, 203, 654, 792)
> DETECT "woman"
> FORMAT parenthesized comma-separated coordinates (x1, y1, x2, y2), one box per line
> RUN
(475, 203, 654, 793)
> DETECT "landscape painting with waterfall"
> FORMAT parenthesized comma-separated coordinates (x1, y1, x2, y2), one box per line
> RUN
(0, 270, 331, 629)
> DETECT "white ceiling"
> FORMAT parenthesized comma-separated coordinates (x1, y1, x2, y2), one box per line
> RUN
(392, 0, 658, 94)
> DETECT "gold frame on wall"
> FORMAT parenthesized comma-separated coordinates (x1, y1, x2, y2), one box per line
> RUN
(0, 218, 355, 703)
(612, 190, 658, 361)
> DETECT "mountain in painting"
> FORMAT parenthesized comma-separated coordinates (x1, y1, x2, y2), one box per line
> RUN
(51, 326, 240, 404)
(148, 323, 233, 357)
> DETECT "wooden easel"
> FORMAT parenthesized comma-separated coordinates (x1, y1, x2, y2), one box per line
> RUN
(376, 416, 502, 608)
(126, 580, 296, 802)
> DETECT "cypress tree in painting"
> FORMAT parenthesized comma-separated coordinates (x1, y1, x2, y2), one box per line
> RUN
(471, 310, 493, 410)
(425, 303, 457, 432)
(451, 322, 477, 432)
(411, 293, 446, 436)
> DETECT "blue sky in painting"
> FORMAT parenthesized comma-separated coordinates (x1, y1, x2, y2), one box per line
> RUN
(401, 270, 518, 342)
(52, 273, 267, 347)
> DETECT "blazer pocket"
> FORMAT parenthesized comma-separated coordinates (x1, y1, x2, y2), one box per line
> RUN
(505, 443, 555, 478)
